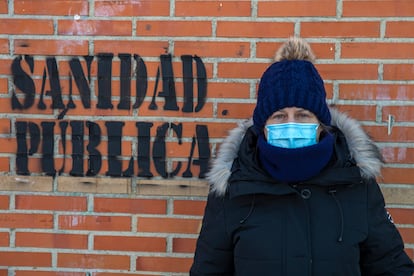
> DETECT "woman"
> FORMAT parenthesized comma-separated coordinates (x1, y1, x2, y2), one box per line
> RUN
(190, 37, 414, 275)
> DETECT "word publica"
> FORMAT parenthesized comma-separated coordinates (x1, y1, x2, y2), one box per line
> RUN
(11, 53, 207, 116)
(16, 120, 210, 178)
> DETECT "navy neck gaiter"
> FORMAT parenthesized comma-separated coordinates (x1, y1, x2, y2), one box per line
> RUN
(257, 132, 334, 183)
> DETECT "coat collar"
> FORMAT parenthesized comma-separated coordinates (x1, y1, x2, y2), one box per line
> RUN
(207, 108, 384, 197)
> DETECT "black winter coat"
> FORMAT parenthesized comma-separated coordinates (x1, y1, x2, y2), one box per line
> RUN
(190, 109, 414, 276)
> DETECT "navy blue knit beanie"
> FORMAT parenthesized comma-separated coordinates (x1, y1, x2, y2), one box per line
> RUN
(253, 38, 331, 130)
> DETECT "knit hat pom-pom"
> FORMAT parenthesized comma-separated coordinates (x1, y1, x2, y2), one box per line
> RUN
(275, 37, 316, 63)
(252, 37, 331, 130)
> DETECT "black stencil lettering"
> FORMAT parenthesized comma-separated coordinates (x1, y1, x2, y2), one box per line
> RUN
(136, 122, 153, 177)
(194, 56, 207, 112)
(41, 122, 56, 176)
(153, 123, 169, 178)
(15, 122, 30, 175)
(169, 123, 183, 177)
(46, 57, 65, 109)
(58, 121, 68, 175)
(118, 54, 131, 110)
(122, 157, 134, 177)
(96, 53, 114, 109)
(86, 121, 102, 176)
(181, 55, 194, 112)
(133, 54, 148, 109)
(38, 68, 47, 110)
(70, 121, 84, 176)
(149, 67, 160, 110)
(105, 121, 124, 177)
(182, 136, 196, 178)
(11, 55, 35, 109)
(159, 54, 179, 111)
(69, 57, 91, 108)
(28, 122, 40, 155)
(193, 125, 210, 178)
(84, 55, 93, 82)
(67, 73, 76, 109)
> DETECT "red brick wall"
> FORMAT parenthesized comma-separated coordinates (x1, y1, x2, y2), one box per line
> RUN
(0, 0, 413, 274)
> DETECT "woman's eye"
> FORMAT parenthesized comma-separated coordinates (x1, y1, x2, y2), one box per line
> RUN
(273, 114, 285, 120)
(297, 112, 311, 118)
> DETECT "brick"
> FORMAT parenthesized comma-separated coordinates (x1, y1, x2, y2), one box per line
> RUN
(0, 39, 8, 54)
(331, 104, 377, 121)
(386, 21, 414, 38)
(341, 42, 414, 59)
(217, 102, 255, 119)
(205, 82, 250, 99)
(174, 199, 206, 216)
(0, 195, 9, 209)
(382, 106, 414, 122)
(94, 40, 169, 57)
(173, 237, 197, 253)
(382, 186, 414, 205)
(301, 22, 380, 38)
(258, 0, 336, 17)
(399, 228, 414, 243)
(95, 0, 169, 16)
(14, 39, 88, 56)
(218, 62, 269, 79)
(0, 58, 12, 74)
(405, 248, 414, 260)
(137, 20, 212, 37)
(16, 272, 84, 276)
(94, 235, 166, 252)
(0, 78, 8, 93)
(0, 213, 53, 229)
(93, 273, 154, 276)
(317, 64, 378, 80)
(176, 1, 251, 16)
(94, 197, 166, 214)
(136, 256, 192, 273)
(217, 21, 293, 38)
(14, 0, 88, 16)
(58, 253, 130, 270)
(59, 215, 131, 231)
(137, 217, 201, 234)
(0, 251, 51, 266)
(339, 84, 414, 101)
(382, 147, 414, 164)
(0, 231, 9, 247)
(0, 270, 6, 276)
(58, 20, 132, 36)
(364, 125, 414, 143)
(0, 0, 6, 13)
(388, 208, 414, 225)
(174, 41, 250, 58)
(383, 64, 414, 81)
(138, 101, 214, 118)
(0, 19, 53, 35)
(0, 137, 15, 153)
(0, 157, 9, 172)
(381, 167, 414, 185)
(15, 195, 87, 211)
(181, 121, 238, 139)
(137, 179, 209, 197)
(0, 176, 53, 192)
(58, 176, 130, 194)
(343, 0, 414, 17)
(16, 232, 88, 249)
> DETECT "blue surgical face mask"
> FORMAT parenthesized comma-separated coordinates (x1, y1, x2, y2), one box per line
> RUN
(265, 122, 319, 149)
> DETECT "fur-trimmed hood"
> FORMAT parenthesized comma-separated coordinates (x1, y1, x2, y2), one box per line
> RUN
(208, 108, 384, 196)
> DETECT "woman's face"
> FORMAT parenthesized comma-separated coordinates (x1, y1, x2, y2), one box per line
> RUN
(264, 107, 322, 139)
